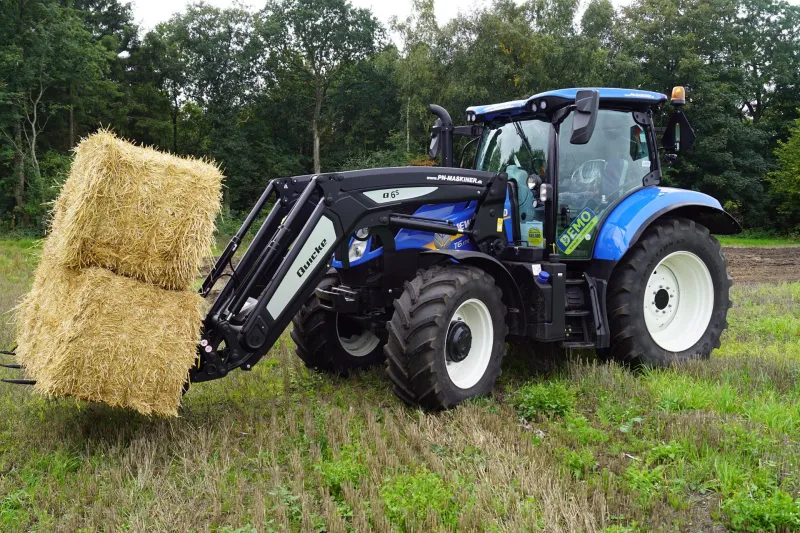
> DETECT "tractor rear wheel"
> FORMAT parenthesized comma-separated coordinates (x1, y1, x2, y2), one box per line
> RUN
(607, 217, 732, 367)
(385, 265, 508, 409)
(291, 273, 384, 373)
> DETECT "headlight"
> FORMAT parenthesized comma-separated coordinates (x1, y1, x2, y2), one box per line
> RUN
(348, 239, 369, 262)
(354, 227, 369, 240)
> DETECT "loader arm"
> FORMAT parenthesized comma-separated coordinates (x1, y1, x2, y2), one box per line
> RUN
(191, 167, 508, 383)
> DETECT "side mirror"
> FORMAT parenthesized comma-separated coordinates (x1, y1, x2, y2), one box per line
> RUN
(429, 118, 442, 159)
(661, 110, 695, 152)
(570, 89, 600, 145)
(629, 125, 648, 161)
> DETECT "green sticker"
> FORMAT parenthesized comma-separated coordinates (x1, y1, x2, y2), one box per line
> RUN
(557, 207, 598, 255)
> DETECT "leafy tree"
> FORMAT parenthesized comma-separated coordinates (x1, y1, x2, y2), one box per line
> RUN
(581, 0, 614, 45)
(391, 0, 444, 154)
(265, 0, 380, 173)
(0, 0, 109, 225)
(0, 0, 798, 234)
(767, 116, 800, 230)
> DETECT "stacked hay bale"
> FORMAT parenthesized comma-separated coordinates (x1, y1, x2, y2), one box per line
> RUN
(15, 131, 223, 416)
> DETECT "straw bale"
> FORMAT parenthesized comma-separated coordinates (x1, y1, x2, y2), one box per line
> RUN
(15, 254, 203, 417)
(48, 130, 223, 291)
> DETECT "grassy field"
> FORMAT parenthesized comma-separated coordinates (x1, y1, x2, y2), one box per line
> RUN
(1, 239, 799, 532)
(715, 232, 800, 247)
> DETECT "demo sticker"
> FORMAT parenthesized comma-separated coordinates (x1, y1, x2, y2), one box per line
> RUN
(557, 207, 598, 255)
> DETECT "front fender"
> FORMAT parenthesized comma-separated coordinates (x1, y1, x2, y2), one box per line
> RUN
(594, 187, 741, 261)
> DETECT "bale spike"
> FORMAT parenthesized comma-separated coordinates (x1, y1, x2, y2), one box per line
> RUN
(2, 379, 35, 385)
(0, 363, 22, 369)
(0, 345, 17, 355)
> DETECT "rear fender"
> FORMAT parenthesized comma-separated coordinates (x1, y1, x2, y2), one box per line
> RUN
(422, 249, 525, 335)
(593, 187, 741, 262)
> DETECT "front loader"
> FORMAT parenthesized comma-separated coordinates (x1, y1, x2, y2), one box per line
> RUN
(186, 87, 740, 408)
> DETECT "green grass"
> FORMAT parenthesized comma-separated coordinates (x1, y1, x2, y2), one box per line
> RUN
(1, 238, 799, 532)
(715, 230, 800, 247)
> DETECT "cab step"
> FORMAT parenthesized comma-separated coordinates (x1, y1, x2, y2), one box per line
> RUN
(561, 342, 596, 350)
(566, 310, 590, 317)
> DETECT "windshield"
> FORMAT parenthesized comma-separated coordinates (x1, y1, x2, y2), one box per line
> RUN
(475, 119, 549, 177)
(475, 118, 550, 248)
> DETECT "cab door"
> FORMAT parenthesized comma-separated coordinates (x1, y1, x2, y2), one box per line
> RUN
(555, 109, 655, 260)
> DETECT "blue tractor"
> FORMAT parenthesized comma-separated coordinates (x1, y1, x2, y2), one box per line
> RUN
(195, 87, 739, 409)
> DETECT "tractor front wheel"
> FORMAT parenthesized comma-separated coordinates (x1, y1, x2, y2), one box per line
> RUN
(291, 273, 384, 373)
(607, 217, 732, 367)
(385, 265, 508, 409)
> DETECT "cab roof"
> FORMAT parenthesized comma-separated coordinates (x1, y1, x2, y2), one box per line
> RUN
(465, 88, 668, 122)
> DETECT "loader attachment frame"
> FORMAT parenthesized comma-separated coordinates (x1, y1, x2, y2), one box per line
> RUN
(191, 167, 508, 383)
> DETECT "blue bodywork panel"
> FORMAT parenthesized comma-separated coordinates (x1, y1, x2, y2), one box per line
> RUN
(331, 202, 478, 268)
(593, 187, 723, 261)
(332, 187, 726, 267)
(467, 88, 667, 122)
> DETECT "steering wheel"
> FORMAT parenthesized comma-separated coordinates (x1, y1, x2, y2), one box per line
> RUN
(569, 159, 606, 185)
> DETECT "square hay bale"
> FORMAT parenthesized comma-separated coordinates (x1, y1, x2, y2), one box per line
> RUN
(48, 130, 223, 291)
(15, 255, 203, 417)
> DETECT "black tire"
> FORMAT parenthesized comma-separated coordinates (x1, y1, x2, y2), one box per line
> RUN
(607, 217, 732, 367)
(385, 265, 508, 409)
(291, 273, 384, 373)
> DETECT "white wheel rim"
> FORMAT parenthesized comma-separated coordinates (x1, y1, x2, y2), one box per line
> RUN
(336, 315, 380, 357)
(445, 298, 494, 389)
(643, 251, 714, 352)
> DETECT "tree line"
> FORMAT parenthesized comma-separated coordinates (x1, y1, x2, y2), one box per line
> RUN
(1, 0, 799, 233)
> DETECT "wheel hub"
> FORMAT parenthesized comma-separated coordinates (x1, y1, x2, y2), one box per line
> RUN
(654, 288, 670, 310)
(645, 264, 680, 329)
(446, 321, 473, 362)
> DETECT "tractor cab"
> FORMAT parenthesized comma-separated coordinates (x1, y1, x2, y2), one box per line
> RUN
(460, 88, 692, 261)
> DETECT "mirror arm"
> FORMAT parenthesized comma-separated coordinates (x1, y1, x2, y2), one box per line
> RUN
(552, 105, 572, 126)
(458, 136, 480, 168)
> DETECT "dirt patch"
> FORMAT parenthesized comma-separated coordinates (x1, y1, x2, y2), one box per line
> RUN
(723, 246, 800, 284)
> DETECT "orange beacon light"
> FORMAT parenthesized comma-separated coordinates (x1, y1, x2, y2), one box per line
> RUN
(671, 86, 686, 106)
